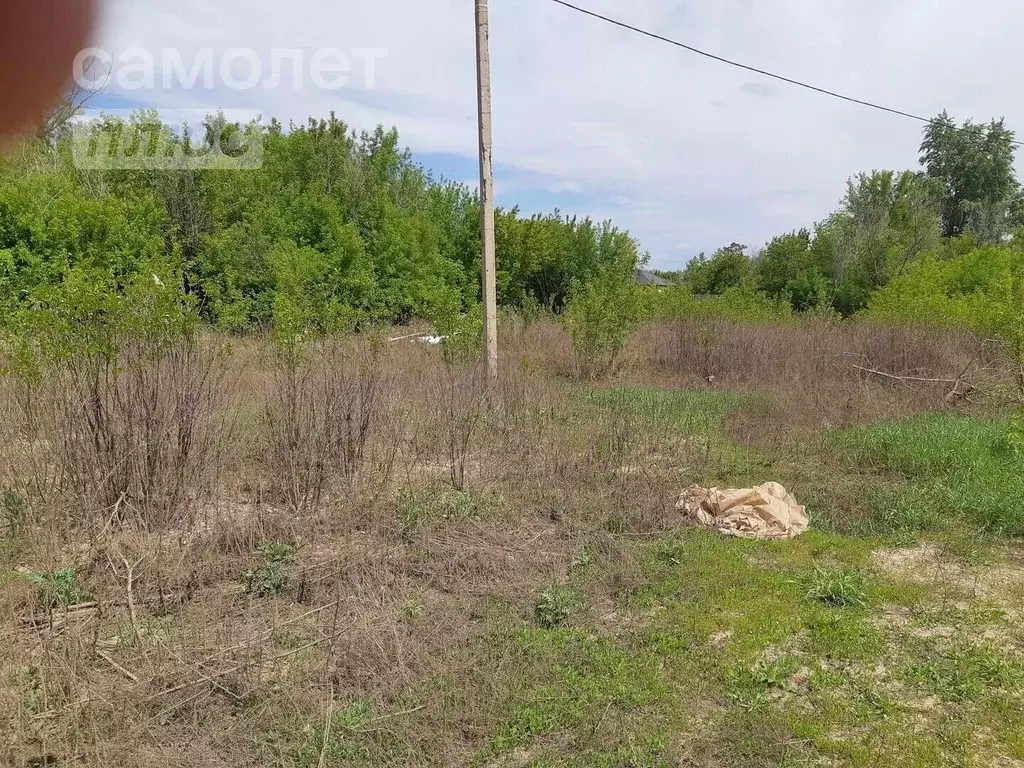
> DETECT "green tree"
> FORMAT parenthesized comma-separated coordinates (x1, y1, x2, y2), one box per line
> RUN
(754, 229, 831, 311)
(0, 108, 651, 332)
(829, 170, 942, 314)
(684, 243, 750, 296)
(920, 111, 1022, 241)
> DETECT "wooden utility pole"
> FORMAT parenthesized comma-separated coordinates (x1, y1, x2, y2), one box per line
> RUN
(475, 0, 499, 380)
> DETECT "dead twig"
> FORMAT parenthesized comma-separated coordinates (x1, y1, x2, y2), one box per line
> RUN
(121, 554, 145, 641)
(853, 365, 959, 385)
(318, 680, 335, 768)
(853, 363, 980, 403)
(159, 641, 243, 702)
(202, 600, 340, 662)
(152, 688, 211, 723)
(96, 650, 140, 683)
(19, 602, 99, 629)
(96, 492, 128, 538)
(365, 704, 427, 725)
(148, 632, 341, 701)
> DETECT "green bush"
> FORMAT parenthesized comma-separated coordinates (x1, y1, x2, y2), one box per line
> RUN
(535, 584, 578, 628)
(563, 266, 643, 379)
(430, 296, 483, 366)
(642, 282, 794, 324)
(20, 567, 91, 609)
(244, 541, 299, 597)
(866, 244, 1024, 392)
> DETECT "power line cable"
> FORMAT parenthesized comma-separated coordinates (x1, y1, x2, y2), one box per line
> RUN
(545, 0, 1024, 147)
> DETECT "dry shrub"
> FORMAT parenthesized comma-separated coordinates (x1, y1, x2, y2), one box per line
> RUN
(383, 341, 490, 493)
(505, 317, 574, 378)
(0, 373, 61, 515)
(264, 337, 390, 512)
(640, 318, 1008, 428)
(0, 337, 232, 530)
(439, 364, 488, 491)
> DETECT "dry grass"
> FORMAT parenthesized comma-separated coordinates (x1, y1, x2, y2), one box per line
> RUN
(0, 317, 1018, 766)
(639, 318, 1013, 443)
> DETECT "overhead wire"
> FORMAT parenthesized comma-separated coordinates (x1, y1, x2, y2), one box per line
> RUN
(545, 0, 1024, 147)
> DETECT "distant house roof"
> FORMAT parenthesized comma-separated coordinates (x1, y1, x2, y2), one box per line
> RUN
(635, 269, 674, 287)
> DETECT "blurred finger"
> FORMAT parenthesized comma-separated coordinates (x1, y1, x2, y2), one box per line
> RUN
(0, 0, 98, 139)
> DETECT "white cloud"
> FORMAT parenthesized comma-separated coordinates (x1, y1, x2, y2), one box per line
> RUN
(91, 0, 1024, 267)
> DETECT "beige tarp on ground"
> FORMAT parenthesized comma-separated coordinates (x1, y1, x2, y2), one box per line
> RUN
(676, 482, 809, 540)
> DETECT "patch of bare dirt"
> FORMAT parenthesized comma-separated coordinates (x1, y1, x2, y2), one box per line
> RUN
(872, 543, 1024, 617)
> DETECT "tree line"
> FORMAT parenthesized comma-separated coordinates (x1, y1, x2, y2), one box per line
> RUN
(0, 109, 643, 336)
(657, 111, 1024, 324)
(0, 106, 1020, 372)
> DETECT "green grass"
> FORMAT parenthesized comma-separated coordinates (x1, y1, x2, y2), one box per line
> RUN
(580, 387, 775, 486)
(836, 412, 1013, 475)
(582, 387, 756, 437)
(903, 639, 1024, 703)
(397, 487, 480, 531)
(834, 413, 1024, 535)
(804, 566, 869, 608)
(474, 519, 1021, 767)
(483, 627, 679, 765)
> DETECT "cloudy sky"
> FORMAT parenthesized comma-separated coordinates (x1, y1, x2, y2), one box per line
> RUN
(88, 0, 1024, 269)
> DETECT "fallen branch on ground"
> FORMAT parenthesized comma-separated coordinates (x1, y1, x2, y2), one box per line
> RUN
(853, 363, 980, 404)
(96, 650, 140, 683)
(852, 365, 959, 385)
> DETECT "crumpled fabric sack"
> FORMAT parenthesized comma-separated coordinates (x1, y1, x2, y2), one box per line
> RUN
(676, 482, 809, 540)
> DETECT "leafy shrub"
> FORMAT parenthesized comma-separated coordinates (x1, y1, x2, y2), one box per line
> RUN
(866, 244, 1024, 392)
(535, 584, 578, 628)
(804, 567, 868, 608)
(244, 541, 299, 597)
(430, 296, 483, 366)
(563, 266, 643, 379)
(21, 567, 91, 609)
